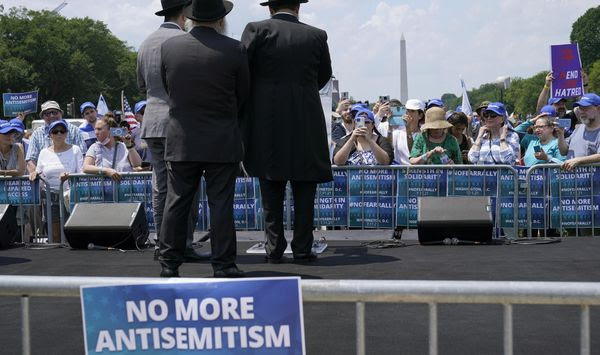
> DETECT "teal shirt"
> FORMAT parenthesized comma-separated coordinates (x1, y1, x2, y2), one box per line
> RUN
(410, 133, 462, 164)
(523, 138, 566, 166)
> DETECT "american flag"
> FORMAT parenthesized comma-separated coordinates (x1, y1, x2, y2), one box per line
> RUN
(122, 95, 139, 129)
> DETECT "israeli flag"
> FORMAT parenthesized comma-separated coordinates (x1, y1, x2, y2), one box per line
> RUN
(460, 78, 472, 117)
(96, 94, 109, 117)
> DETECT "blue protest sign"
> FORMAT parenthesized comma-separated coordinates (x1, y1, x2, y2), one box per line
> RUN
(234, 199, 258, 229)
(395, 196, 418, 227)
(349, 196, 394, 228)
(348, 169, 394, 196)
(0, 178, 40, 204)
(550, 44, 584, 99)
(549, 167, 595, 197)
(313, 196, 347, 226)
(446, 169, 499, 196)
(550, 196, 598, 228)
(2, 91, 38, 117)
(81, 278, 305, 355)
(397, 169, 447, 197)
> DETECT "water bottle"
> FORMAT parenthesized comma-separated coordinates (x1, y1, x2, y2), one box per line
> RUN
(439, 152, 450, 164)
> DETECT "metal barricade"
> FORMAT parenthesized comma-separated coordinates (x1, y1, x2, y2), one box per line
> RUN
(0, 176, 46, 243)
(525, 163, 600, 238)
(315, 165, 519, 238)
(1, 275, 599, 355)
(59, 166, 521, 239)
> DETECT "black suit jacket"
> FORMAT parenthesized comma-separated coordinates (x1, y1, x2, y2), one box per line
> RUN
(241, 13, 333, 182)
(161, 26, 250, 162)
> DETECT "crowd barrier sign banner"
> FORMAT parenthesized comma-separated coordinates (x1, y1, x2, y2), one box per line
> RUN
(2, 90, 38, 117)
(550, 43, 584, 99)
(81, 278, 305, 355)
(0, 178, 40, 204)
(548, 167, 600, 228)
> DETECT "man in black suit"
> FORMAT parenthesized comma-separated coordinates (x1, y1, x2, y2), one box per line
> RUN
(241, 0, 333, 263)
(159, 0, 249, 278)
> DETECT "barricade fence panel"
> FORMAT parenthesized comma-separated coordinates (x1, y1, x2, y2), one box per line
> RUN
(60, 164, 600, 236)
(526, 163, 600, 237)
(0, 177, 45, 243)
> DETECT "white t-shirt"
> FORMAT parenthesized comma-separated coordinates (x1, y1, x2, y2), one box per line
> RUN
(36, 145, 83, 190)
(392, 128, 410, 165)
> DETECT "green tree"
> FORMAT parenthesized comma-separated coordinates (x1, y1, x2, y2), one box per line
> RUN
(587, 59, 600, 94)
(570, 6, 600, 70)
(504, 71, 547, 115)
(0, 7, 142, 117)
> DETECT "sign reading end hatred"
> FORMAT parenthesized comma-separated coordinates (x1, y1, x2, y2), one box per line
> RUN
(81, 278, 305, 354)
(550, 44, 584, 99)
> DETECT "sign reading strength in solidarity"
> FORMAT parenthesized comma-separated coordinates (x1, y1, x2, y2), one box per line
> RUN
(550, 43, 584, 99)
(81, 278, 305, 354)
(2, 90, 38, 117)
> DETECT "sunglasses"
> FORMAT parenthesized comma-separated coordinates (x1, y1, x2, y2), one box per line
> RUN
(43, 110, 61, 117)
(50, 129, 66, 135)
(482, 112, 500, 119)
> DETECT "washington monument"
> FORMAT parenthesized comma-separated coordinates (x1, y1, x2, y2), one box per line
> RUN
(400, 33, 408, 104)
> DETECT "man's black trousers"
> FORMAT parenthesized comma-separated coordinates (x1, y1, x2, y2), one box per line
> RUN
(259, 179, 316, 258)
(160, 161, 238, 271)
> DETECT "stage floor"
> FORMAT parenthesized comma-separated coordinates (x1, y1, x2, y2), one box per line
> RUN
(2, 235, 600, 354)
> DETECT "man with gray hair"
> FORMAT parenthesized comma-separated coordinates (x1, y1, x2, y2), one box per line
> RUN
(137, 0, 209, 262)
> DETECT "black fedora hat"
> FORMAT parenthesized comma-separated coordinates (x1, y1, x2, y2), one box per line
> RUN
(259, 0, 308, 6)
(155, 0, 192, 16)
(185, 0, 233, 22)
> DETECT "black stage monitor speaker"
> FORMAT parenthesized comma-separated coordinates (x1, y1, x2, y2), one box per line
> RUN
(0, 204, 18, 249)
(417, 196, 493, 245)
(64, 203, 149, 249)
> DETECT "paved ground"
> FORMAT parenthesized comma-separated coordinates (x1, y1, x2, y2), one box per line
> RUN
(1, 234, 600, 354)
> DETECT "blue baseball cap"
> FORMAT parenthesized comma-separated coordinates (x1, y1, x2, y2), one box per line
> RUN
(350, 103, 368, 113)
(539, 105, 557, 117)
(426, 99, 443, 109)
(47, 120, 68, 133)
(0, 120, 17, 134)
(134, 100, 147, 114)
(80, 102, 96, 114)
(355, 109, 375, 122)
(9, 118, 25, 133)
(573, 93, 600, 108)
(484, 102, 507, 117)
(547, 97, 567, 105)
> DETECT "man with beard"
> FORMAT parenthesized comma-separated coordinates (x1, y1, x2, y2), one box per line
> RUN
(158, 0, 249, 278)
(241, 0, 332, 264)
(331, 99, 353, 141)
(558, 93, 600, 170)
(137, 0, 210, 263)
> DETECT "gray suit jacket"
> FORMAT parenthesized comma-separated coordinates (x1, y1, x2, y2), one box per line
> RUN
(137, 22, 184, 139)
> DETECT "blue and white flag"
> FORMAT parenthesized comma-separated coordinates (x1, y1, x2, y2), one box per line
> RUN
(96, 94, 109, 117)
(460, 78, 472, 117)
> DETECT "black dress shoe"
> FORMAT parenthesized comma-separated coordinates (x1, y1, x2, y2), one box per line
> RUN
(213, 266, 245, 278)
(183, 249, 211, 263)
(293, 252, 318, 263)
(160, 266, 180, 278)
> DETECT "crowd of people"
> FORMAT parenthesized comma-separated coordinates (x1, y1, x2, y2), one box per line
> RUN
(2, 0, 599, 278)
(331, 89, 600, 170)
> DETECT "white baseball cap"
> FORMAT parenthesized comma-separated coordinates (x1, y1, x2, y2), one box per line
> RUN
(405, 99, 425, 111)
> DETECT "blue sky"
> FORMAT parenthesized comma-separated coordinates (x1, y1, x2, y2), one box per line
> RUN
(2, 0, 597, 103)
